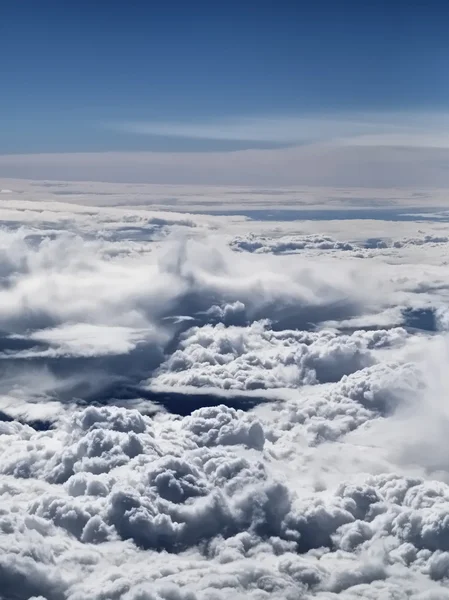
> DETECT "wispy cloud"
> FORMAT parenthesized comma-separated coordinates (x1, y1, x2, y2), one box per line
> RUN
(107, 112, 449, 147)
(342, 132, 449, 148)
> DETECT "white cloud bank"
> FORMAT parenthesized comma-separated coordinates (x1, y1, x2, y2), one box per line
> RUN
(3, 177, 449, 213)
(4, 139, 449, 187)
(1, 190, 449, 598)
(34, 111, 447, 187)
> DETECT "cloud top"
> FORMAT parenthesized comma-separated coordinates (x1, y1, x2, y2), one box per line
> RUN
(0, 187, 449, 598)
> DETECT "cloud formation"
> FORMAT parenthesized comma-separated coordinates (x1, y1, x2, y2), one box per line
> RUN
(109, 112, 449, 146)
(1, 187, 449, 599)
(4, 142, 449, 186)
(230, 232, 449, 257)
(152, 321, 408, 391)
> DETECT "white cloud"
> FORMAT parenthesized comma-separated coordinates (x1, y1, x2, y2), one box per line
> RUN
(151, 321, 408, 391)
(3, 141, 449, 186)
(1, 188, 449, 598)
(109, 114, 388, 143)
(109, 112, 449, 146)
(3, 177, 449, 212)
(230, 232, 449, 256)
(8, 324, 161, 358)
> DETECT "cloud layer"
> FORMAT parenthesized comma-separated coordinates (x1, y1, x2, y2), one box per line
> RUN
(2, 187, 449, 599)
(109, 112, 449, 146)
(4, 140, 449, 186)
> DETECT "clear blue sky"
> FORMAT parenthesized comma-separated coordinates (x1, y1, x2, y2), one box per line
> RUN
(2, 0, 449, 154)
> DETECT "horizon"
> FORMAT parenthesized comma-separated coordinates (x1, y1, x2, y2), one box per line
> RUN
(3, 0, 449, 185)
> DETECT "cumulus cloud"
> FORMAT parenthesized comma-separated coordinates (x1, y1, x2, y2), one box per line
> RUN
(230, 234, 356, 254)
(230, 232, 449, 256)
(151, 321, 408, 391)
(1, 187, 449, 599)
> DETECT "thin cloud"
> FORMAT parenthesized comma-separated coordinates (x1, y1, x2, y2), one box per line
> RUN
(108, 112, 449, 147)
(109, 115, 385, 143)
(3, 143, 449, 186)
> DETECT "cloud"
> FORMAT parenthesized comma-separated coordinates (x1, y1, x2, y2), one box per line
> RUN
(4, 394, 449, 599)
(6, 324, 162, 359)
(230, 232, 449, 256)
(2, 187, 449, 599)
(108, 112, 449, 147)
(230, 234, 356, 254)
(3, 177, 449, 212)
(4, 142, 449, 186)
(151, 321, 408, 391)
(108, 114, 388, 144)
(0, 199, 443, 413)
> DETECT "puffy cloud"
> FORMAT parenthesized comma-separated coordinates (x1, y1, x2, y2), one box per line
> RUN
(230, 234, 356, 254)
(1, 188, 449, 599)
(152, 321, 408, 391)
(4, 397, 449, 600)
(230, 232, 449, 257)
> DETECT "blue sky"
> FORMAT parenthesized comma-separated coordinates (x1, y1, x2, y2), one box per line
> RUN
(3, 0, 449, 155)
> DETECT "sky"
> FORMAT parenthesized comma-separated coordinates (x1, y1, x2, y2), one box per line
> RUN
(6, 4, 449, 595)
(3, 0, 449, 157)
(3, 0, 449, 185)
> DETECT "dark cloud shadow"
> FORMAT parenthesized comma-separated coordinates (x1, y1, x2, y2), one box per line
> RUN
(199, 207, 448, 222)
(402, 307, 438, 332)
(0, 410, 53, 432)
(268, 299, 360, 331)
(82, 384, 269, 416)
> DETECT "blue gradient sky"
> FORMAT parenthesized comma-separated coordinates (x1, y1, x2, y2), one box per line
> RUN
(3, 0, 449, 154)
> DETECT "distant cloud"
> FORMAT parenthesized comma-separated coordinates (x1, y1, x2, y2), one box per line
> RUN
(343, 132, 449, 149)
(4, 111, 449, 187)
(109, 112, 449, 148)
(3, 142, 449, 186)
(109, 115, 385, 144)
